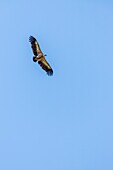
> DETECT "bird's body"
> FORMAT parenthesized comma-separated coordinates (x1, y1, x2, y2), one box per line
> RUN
(29, 36, 53, 76)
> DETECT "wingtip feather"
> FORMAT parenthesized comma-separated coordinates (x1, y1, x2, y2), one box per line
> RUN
(47, 69, 53, 76)
(29, 36, 36, 43)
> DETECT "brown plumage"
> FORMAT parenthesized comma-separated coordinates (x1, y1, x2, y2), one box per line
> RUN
(29, 36, 53, 76)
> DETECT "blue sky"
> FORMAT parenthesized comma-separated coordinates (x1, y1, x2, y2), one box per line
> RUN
(0, 0, 113, 170)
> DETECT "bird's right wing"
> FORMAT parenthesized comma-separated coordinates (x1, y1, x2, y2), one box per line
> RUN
(29, 36, 42, 56)
(38, 57, 53, 76)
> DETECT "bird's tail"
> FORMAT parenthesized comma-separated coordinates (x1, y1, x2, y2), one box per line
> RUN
(33, 56, 37, 62)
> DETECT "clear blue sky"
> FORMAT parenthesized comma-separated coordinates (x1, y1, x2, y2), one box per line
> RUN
(0, 0, 113, 170)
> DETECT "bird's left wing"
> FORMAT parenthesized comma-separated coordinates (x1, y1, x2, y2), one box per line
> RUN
(29, 36, 42, 55)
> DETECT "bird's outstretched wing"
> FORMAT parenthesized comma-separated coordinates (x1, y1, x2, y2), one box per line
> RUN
(38, 57, 53, 76)
(29, 36, 42, 55)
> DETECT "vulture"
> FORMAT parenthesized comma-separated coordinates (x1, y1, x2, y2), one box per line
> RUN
(29, 36, 53, 76)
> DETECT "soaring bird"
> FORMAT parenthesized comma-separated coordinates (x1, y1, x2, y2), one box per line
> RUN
(29, 36, 53, 76)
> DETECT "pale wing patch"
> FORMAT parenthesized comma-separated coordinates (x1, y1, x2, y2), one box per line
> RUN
(40, 57, 51, 69)
(35, 41, 42, 54)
